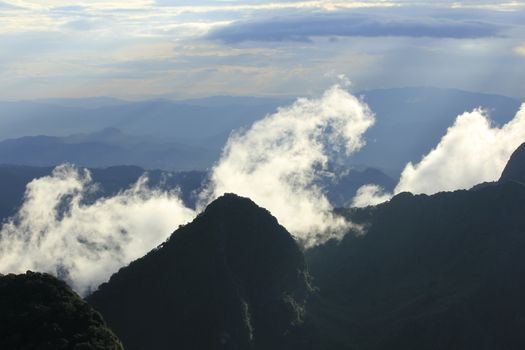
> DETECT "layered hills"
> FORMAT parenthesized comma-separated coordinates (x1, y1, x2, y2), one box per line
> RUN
(1, 88, 519, 174)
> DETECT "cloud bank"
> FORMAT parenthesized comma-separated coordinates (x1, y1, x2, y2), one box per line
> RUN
(353, 104, 525, 207)
(0, 165, 196, 295)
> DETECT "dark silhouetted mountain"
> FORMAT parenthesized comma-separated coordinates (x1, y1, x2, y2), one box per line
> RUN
(305, 181, 525, 350)
(0, 164, 206, 223)
(88, 193, 312, 350)
(500, 142, 525, 184)
(0, 271, 123, 350)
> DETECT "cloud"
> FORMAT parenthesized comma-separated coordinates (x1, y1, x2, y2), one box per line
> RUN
(515, 45, 525, 56)
(395, 106, 525, 194)
(0, 165, 196, 295)
(353, 104, 525, 206)
(200, 83, 374, 247)
(0, 84, 374, 293)
(351, 184, 392, 208)
(207, 13, 503, 43)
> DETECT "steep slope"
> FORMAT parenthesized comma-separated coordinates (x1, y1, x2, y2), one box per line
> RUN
(0, 271, 122, 350)
(306, 181, 525, 349)
(88, 193, 312, 350)
(500, 142, 525, 183)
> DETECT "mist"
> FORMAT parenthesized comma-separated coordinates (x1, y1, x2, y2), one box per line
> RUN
(200, 84, 375, 247)
(0, 84, 376, 293)
(353, 104, 525, 207)
(0, 165, 196, 295)
(4, 86, 525, 294)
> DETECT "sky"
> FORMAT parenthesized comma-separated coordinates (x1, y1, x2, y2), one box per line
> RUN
(1, 0, 525, 100)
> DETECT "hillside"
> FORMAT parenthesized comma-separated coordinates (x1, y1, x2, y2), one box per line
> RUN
(306, 180, 525, 349)
(0, 271, 122, 349)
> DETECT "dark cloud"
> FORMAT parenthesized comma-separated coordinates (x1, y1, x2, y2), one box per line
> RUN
(207, 13, 504, 43)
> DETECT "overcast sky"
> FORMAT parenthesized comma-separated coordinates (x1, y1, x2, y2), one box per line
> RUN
(1, 0, 524, 100)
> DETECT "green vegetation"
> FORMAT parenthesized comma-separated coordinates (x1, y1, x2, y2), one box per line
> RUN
(0, 271, 123, 350)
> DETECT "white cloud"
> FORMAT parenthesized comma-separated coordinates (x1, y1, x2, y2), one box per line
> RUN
(353, 104, 525, 206)
(200, 83, 374, 247)
(0, 165, 195, 295)
(395, 106, 525, 194)
(0, 84, 374, 293)
(351, 184, 392, 208)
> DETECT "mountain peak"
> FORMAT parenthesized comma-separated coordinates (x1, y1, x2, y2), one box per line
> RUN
(89, 194, 311, 350)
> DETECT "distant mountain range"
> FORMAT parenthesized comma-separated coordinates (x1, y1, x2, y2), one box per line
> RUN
(0, 165, 206, 224)
(0, 128, 214, 171)
(0, 96, 292, 171)
(1, 88, 520, 174)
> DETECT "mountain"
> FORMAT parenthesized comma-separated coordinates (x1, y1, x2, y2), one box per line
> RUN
(88, 193, 312, 350)
(0, 271, 122, 349)
(305, 180, 525, 349)
(0, 96, 290, 145)
(500, 142, 525, 184)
